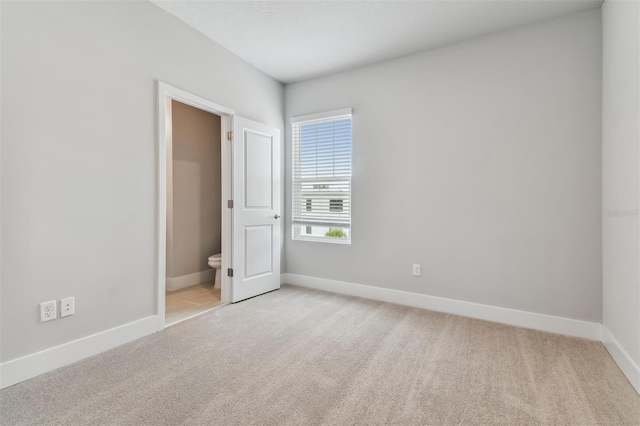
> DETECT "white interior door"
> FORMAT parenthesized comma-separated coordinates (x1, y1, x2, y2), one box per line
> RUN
(231, 117, 281, 302)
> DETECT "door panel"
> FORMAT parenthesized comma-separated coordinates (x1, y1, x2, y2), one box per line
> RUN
(244, 225, 273, 278)
(245, 132, 273, 209)
(232, 117, 281, 302)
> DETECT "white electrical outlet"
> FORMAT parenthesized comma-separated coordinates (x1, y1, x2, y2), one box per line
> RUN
(413, 264, 421, 277)
(61, 297, 75, 318)
(40, 300, 57, 322)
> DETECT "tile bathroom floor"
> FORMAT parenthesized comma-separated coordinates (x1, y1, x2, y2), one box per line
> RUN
(165, 283, 223, 326)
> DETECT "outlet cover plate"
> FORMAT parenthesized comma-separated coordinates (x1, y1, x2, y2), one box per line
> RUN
(40, 300, 57, 322)
(61, 297, 75, 318)
(413, 264, 421, 277)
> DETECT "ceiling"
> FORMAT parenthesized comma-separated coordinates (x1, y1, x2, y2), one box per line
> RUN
(151, 0, 603, 84)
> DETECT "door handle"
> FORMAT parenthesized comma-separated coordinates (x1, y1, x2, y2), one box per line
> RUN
(274, 214, 281, 219)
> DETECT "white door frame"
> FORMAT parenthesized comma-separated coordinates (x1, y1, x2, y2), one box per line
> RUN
(157, 81, 235, 331)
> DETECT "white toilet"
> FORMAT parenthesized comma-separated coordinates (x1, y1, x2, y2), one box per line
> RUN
(208, 253, 222, 289)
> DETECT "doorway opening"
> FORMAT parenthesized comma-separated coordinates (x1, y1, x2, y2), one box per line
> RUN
(165, 100, 223, 325)
(157, 82, 235, 329)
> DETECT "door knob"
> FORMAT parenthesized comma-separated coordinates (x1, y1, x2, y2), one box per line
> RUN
(274, 214, 281, 219)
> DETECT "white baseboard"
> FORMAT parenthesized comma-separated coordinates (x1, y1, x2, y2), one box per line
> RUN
(0, 315, 158, 389)
(602, 326, 640, 394)
(166, 269, 216, 291)
(281, 273, 602, 341)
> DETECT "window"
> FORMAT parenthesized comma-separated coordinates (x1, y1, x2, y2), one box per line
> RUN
(291, 109, 352, 243)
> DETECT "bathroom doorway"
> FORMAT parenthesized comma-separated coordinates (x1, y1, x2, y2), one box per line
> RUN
(164, 99, 224, 326)
(157, 83, 234, 328)
(157, 82, 282, 331)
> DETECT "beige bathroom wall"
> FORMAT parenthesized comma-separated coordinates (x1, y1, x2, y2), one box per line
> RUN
(168, 100, 221, 279)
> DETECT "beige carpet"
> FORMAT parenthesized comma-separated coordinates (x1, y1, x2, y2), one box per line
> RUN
(1, 285, 639, 425)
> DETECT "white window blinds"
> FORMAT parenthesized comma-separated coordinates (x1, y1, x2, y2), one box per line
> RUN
(292, 109, 352, 232)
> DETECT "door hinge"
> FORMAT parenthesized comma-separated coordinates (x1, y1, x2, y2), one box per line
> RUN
(227, 131, 233, 141)
(227, 268, 234, 277)
(227, 200, 234, 209)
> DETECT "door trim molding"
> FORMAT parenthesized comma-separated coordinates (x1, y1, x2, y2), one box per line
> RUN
(157, 81, 235, 330)
(281, 273, 602, 341)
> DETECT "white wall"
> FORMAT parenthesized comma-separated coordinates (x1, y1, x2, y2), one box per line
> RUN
(285, 11, 602, 322)
(0, 1, 284, 362)
(602, 0, 640, 392)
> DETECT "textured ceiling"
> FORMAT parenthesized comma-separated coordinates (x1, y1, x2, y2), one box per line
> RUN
(151, 0, 602, 83)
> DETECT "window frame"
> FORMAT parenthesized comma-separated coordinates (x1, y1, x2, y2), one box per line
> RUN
(290, 108, 353, 244)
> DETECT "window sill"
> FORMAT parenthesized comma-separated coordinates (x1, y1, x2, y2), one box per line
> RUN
(292, 236, 351, 245)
